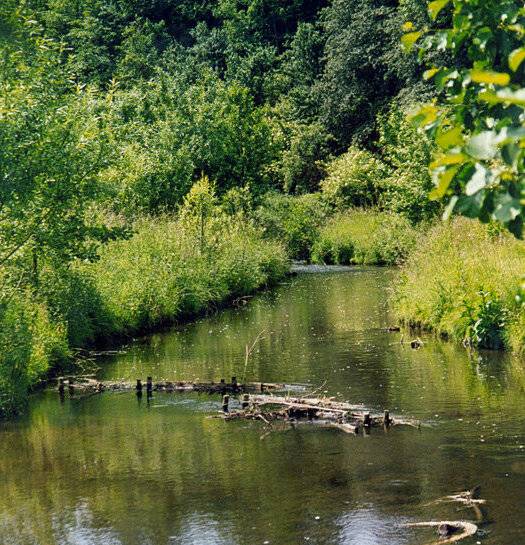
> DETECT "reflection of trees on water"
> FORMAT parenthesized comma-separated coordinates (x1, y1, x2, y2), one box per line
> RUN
(0, 271, 523, 545)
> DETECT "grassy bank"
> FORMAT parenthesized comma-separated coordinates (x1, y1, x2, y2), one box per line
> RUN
(395, 218, 525, 352)
(0, 212, 288, 418)
(311, 210, 418, 266)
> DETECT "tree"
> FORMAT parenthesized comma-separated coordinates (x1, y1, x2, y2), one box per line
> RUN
(408, 0, 525, 236)
(0, 18, 120, 284)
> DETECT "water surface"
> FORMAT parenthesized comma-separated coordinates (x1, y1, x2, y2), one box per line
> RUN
(1, 268, 524, 545)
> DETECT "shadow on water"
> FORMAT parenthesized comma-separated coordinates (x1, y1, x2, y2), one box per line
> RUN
(0, 268, 524, 545)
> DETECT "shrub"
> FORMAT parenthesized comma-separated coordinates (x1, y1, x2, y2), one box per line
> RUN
(377, 104, 439, 223)
(395, 218, 525, 351)
(87, 213, 288, 334)
(0, 289, 68, 417)
(320, 147, 389, 209)
(311, 209, 417, 266)
(255, 192, 329, 260)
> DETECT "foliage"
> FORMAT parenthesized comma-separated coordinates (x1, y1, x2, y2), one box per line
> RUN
(377, 104, 440, 223)
(312, 210, 418, 266)
(395, 217, 525, 350)
(88, 213, 288, 333)
(320, 148, 388, 209)
(408, 0, 525, 236)
(0, 288, 68, 418)
(255, 193, 329, 259)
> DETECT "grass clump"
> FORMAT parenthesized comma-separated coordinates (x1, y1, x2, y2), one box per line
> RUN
(86, 214, 288, 335)
(0, 288, 69, 418)
(311, 209, 417, 266)
(395, 218, 525, 351)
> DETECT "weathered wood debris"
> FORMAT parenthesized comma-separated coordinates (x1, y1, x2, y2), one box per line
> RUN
(402, 486, 487, 545)
(57, 375, 288, 397)
(218, 393, 421, 434)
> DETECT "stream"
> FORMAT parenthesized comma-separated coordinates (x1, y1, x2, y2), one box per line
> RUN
(1, 267, 524, 545)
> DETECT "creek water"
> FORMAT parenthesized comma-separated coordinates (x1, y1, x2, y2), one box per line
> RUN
(0, 268, 524, 545)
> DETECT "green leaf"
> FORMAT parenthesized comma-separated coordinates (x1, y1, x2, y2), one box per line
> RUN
(430, 166, 459, 200)
(401, 31, 422, 51)
(436, 126, 463, 149)
(465, 131, 498, 160)
(456, 192, 486, 218)
(470, 70, 511, 86)
(465, 164, 489, 195)
(428, 0, 451, 21)
(493, 192, 521, 223)
(509, 47, 525, 72)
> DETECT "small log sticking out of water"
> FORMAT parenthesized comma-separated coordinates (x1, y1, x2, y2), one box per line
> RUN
(402, 521, 478, 545)
(220, 394, 419, 433)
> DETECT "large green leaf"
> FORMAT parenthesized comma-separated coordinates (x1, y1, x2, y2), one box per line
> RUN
(465, 131, 498, 160)
(465, 163, 490, 195)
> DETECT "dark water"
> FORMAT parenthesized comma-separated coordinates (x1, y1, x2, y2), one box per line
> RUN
(1, 268, 524, 545)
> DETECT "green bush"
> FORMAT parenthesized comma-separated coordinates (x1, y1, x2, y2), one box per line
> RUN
(395, 218, 525, 351)
(320, 147, 388, 209)
(255, 192, 329, 260)
(311, 209, 417, 266)
(377, 104, 438, 224)
(87, 213, 288, 334)
(0, 290, 68, 418)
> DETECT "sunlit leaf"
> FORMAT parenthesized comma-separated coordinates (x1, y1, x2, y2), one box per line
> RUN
(401, 31, 422, 51)
(465, 131, 498, 160)
(465, 163, 490, 195)
(436, 126, 463, 149)
(470, 69, 511, 86)
(429, 166, 459, 199)
(428, 0, 451, 21)
(509, 47, 525, 72)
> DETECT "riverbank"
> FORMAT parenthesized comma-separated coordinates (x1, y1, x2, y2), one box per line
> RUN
(395, 217, 525, 352)
(0, 213, 288, 418)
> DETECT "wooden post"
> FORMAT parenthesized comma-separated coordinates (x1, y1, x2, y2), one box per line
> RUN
(222, 394, 230, 413)
(241, 393, 249, 409)
(146, 376, 153, 394)
(260, 382, 264, 392)
(364, 413, 371, 427)
(231, 376, 237, 391)
(58, 377, 65, 395)
(68, 378, 75, 396)
(136, 379, 143, 392)
(384, 410, 390, 427)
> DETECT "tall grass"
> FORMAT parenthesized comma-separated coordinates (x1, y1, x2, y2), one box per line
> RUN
(0, 210, 288, 417)
(0, 288, 69, 418)
(311, 209, 418, 265)
(86, 215, 288, 334)
(395, 218, 525, 351)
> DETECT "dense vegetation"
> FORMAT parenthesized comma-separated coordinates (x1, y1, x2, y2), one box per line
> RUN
(1, 0, 525, 417)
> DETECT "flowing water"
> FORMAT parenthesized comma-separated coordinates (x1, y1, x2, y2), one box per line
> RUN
(1, 268, 524, 545)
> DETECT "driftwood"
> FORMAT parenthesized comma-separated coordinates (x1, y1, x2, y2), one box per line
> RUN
(219, 393, 421, 434)
(402, 521, 478, 545)
(403, 487, 487, 545)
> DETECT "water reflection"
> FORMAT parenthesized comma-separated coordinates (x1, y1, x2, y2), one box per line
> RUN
(0, 269, 524, 545)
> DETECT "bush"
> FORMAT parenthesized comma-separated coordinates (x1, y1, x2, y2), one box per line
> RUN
(395, 218, 525, 351)
(320, 147, 388, 209)
(255, 192, 329, 260)
(377, 104, 438, 224)
(311, 209, 417, 265)
(0, 290, 68, 417)
(87, 213, 288, 334)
